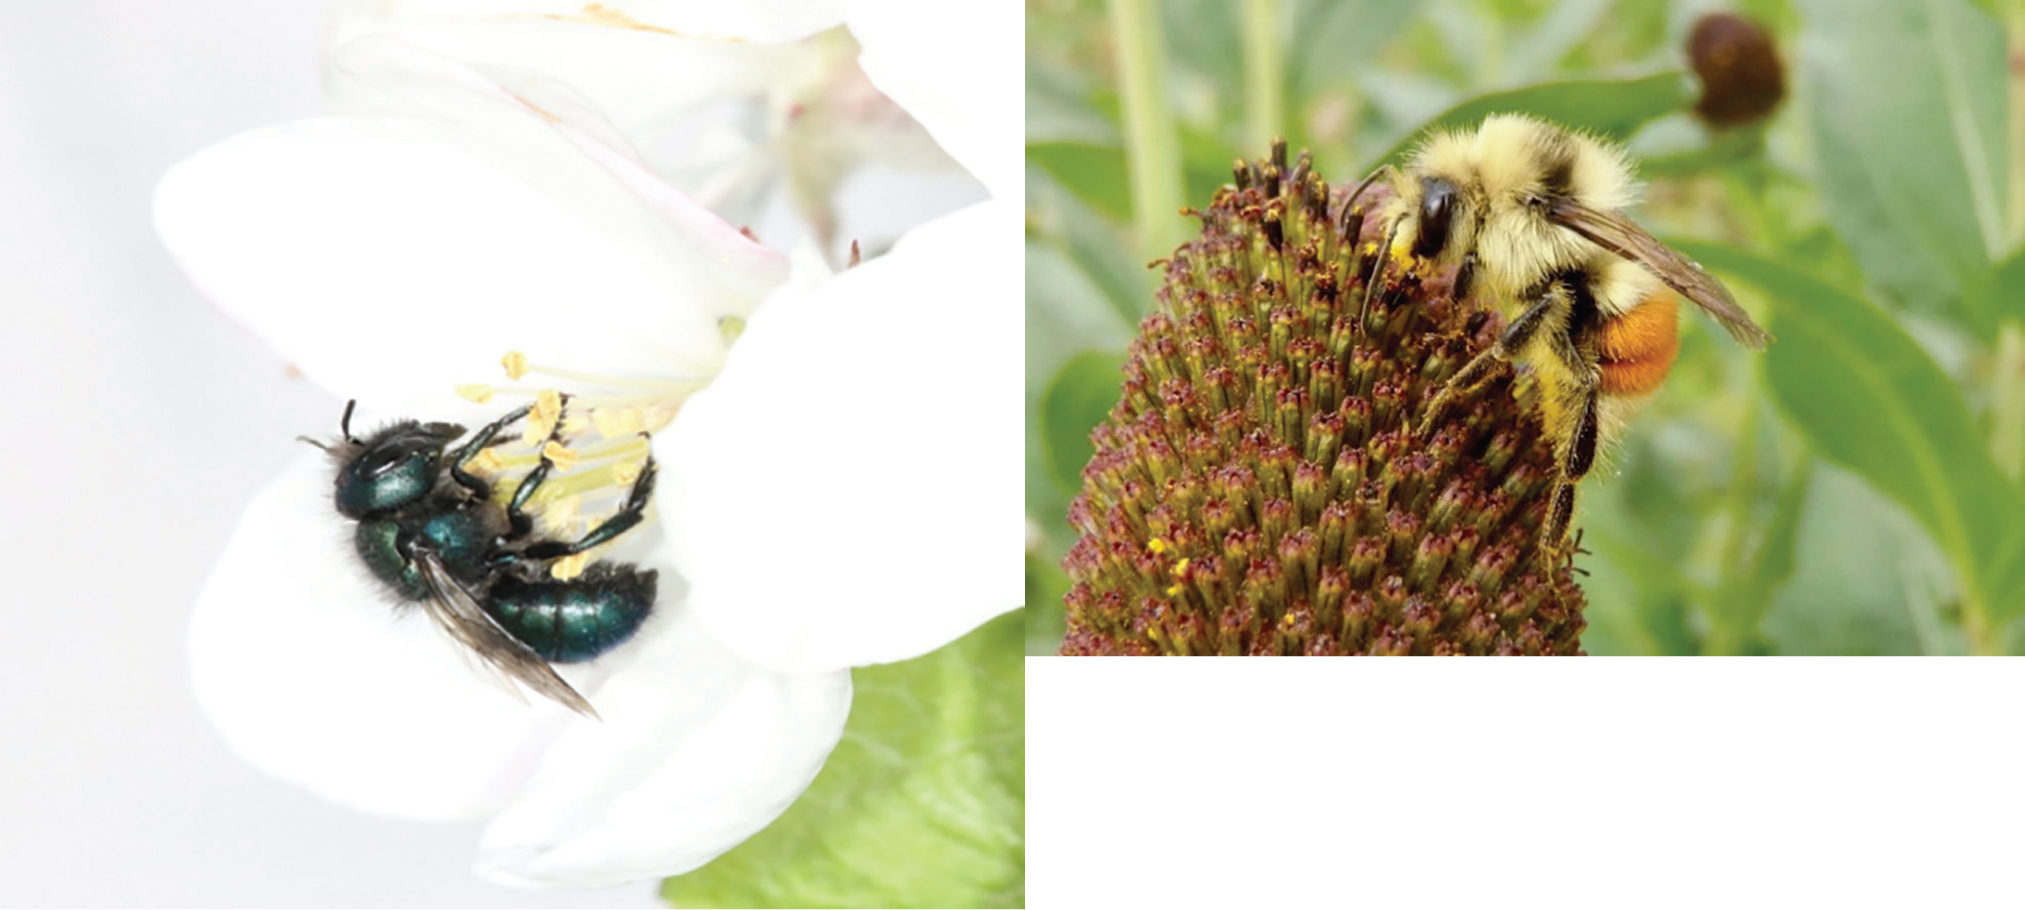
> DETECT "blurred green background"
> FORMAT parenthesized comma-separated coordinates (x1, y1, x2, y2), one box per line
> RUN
(1025, 0, 2025, 655)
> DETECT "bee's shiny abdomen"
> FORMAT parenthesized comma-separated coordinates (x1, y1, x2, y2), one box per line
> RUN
(1599, 290, 1680, 396)
(487, 566, 658, 663)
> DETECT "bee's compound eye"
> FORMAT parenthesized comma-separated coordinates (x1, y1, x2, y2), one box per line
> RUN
(1414, 177, 1457, 259)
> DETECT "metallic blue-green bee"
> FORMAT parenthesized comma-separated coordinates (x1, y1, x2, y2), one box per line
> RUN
(309, 398, 657, 718)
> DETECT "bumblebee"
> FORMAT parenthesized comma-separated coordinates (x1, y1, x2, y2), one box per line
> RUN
(1364, 113, 1770, 558)
(307, 398, 658, 717)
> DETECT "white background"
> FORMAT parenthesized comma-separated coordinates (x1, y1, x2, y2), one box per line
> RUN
(0, 2, 976, 906)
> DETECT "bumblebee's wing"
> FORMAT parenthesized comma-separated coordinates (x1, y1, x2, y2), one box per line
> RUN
(413, 555, 600, 719)
(1547, 198, 1771, 350)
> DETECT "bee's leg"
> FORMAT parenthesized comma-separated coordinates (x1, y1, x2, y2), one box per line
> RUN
(1414, 284, 1561, 438)
(448, 404, 535, 498)
(520, 453, 659, 560)
(501, 397, 576, 539)
(1540, 309, 1605, 565)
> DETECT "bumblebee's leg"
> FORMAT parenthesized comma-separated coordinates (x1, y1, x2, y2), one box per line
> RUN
(1414, 283, 1563, 438)
(1539, 305, 1605, 564)
(519, 455, 659, 561)
(448, 404, 535, 498)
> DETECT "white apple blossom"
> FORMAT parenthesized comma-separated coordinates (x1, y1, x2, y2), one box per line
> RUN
(159, 0, 1018, 888)
(325, 0, 967, 261)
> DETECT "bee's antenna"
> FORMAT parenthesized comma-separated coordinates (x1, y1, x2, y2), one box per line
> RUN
(1343, 166, 1388, 213)
(339, 399, 359, 444)
(295, 435, 330, 452)
(1359, 220, 1399, 327)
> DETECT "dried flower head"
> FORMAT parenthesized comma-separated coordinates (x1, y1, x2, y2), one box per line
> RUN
(1688, 13, 1786, 129)
(1060, 143, 1588, 656)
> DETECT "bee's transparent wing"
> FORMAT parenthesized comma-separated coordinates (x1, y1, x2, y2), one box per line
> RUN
(1547, 198, 1772, 350)
(414, 555, 600, 719)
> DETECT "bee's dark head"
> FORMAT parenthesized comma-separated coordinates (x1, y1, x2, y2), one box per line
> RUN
(319, 402, 466, 518)
(1412, 176, 1458, 259)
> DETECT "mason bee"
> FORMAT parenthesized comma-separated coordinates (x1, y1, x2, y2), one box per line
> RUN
(1363, 113, 1770, 558)
(306, 398, 658, 717)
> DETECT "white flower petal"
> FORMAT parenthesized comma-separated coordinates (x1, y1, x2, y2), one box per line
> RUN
(475, 606, 851, 887)
(329, 2, 811, 132)
(841, 0, 1021, 199)
(190, 453, 581, 821)
(657, 200, 1022, 673)
(336, 0, 845, 45)
(155, 111, 782, 402)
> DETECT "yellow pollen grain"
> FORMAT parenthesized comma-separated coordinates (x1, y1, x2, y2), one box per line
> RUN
(456, 384, 495, 403)
(612, 459, 643, 485)
(541, 440, 580, 471)
(500, 351, 529, 381)
(550, 553, 591, 581)
(561, 413, 591, 437)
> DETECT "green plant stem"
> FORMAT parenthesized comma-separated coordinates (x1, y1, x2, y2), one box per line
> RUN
(1705, 390, 1762, 655)
(2006, 0, 2025, 251)
(1242, 0, 1284, 149)
(1994, 324, 2025, 482)
(1107, 0, 1187, 260)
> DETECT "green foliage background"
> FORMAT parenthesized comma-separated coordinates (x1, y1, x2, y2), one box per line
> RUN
(1026, 0, 2025, 655)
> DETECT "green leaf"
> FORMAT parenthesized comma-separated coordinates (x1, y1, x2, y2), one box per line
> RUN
(1760, 465, 1948, 655)
(1026, 143, 1133, 223)
(1794, 0, 2009, 315)
(1367, 71, 1694, 169)
(1025, 549, 1070, 656)
(1040, 351, 1128, 495)
(1681, 240, 2025, 625)
(1285, 0, 1419, 101)
(664, 612, 1024, 909)
(1964, 247, 2025, 334)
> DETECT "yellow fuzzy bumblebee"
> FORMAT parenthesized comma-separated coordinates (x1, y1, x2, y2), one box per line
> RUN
(1363, 114, 1770, 559)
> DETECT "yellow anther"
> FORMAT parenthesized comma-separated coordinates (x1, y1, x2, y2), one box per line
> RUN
(1165, 583, 1184, 596)
(455, 384, 495, 403)
(1282, 613, 1296, 627)
(1171, 557, 1191, 576)
(500, 351, 529, 381)
(541, 440, 580, 471)
(561, 413, 591, 437)
(524, 389, 565, 443)
(550, 553, 590, 581)
(469, 449, 506, 473)
(719, 314, 747, 346)
(1148, 538, 1170, 555)
(611, 459, 644, 485)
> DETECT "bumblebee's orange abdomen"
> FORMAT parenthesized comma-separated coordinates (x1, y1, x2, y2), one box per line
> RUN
(1599, 291, 1680, 396)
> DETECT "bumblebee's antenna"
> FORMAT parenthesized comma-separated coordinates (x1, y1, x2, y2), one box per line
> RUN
(1342, 167, 1393, 330)
(1359, 220, 1399, 326)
